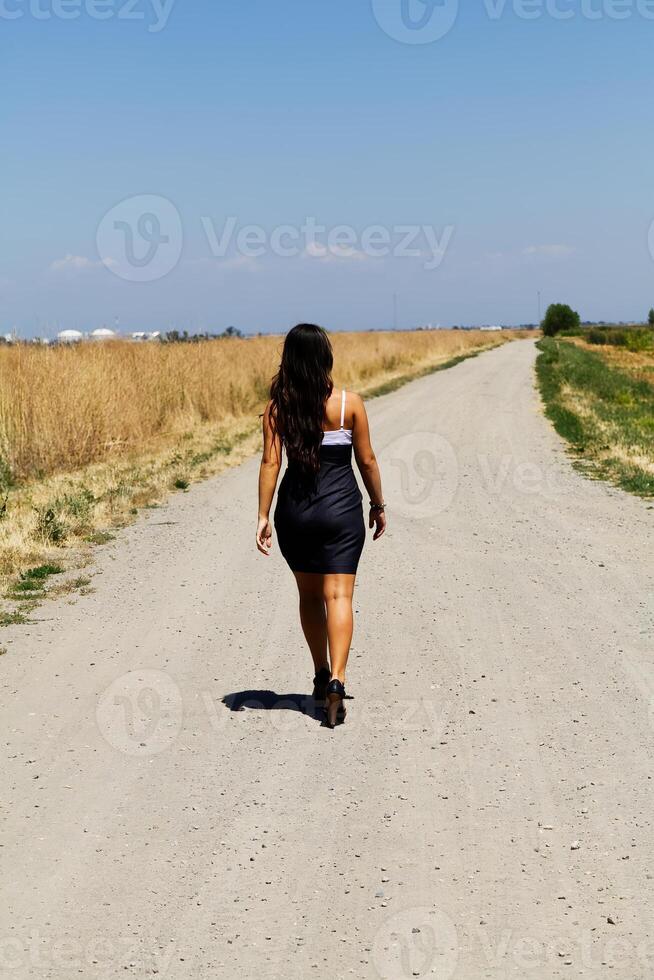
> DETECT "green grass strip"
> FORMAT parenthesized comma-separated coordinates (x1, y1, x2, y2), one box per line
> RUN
(535, 338, 654, 497)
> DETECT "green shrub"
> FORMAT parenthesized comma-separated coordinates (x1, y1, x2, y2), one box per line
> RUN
(542, 303, 581, 337)
(34, 506, 67, 544)
(0, 458, 13, 491)
(84, 530, 115, 545)
(586, 327, 654, 352)
(587, 328, 608, 346)
(0, 610, 29, 626)
(21, 563, 63, 581)
(33, 488, 97, 544)
(12, 579, 45, 594)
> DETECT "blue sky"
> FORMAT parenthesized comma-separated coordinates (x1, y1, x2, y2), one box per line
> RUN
(3, 0, 654, 336)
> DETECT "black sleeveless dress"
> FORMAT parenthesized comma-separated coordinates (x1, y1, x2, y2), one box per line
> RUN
(274, 394, 365, 575)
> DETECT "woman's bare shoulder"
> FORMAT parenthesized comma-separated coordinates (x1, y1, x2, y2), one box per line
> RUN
(347, 391, 366, 410)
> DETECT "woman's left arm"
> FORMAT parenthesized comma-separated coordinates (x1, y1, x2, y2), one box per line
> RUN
(256, 402, 282, 555)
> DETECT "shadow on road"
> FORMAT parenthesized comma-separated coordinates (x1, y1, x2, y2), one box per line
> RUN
(221, 689, 325, 722)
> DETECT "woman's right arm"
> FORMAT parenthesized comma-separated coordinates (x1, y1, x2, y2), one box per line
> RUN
(256, 402, 282, 555)
(351, 394, 386, 541)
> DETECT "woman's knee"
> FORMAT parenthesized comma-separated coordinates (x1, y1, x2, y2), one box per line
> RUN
(294, 572, 324, 600)
(322, 574, 355, 603)
(299, 592, 324, 608)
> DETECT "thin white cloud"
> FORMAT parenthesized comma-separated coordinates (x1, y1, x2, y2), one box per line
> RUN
(304, 241, 367, 262)
(50, 254, 111, 273)
(183, 255, 261, 271)
(523, 244, 575, 258)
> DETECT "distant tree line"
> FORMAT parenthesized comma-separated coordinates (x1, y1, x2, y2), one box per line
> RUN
(541, 303, 654, 336)
(162, 326, 244, 343)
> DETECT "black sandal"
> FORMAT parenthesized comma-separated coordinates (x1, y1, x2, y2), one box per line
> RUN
(312, 667, 331, 704)
(325, 679, 347, 728)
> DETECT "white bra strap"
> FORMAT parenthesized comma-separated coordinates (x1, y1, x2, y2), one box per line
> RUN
(340, 389, 346, 429)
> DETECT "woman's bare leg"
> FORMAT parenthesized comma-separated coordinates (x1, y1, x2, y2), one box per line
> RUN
(293, 572, 329, 674)
(322, 573, 356, 683)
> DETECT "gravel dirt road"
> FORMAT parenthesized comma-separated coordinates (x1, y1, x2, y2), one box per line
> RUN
(2, 339, 653, 979)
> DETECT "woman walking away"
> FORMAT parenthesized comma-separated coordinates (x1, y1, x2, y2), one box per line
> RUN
(256, 324, 386, 728)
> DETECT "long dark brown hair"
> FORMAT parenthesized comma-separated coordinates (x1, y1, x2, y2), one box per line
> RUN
(270, 323, 334, 482)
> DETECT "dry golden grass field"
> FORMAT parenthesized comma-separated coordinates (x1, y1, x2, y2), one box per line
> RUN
(0, 329, 528, 615)
(568, 335, 654, 384)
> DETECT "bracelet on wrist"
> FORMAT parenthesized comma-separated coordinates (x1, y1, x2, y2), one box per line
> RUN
(369, 502, 385, 512)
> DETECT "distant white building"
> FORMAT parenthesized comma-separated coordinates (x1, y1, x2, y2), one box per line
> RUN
(90, 328, 117, 341)
(57, 329, 84, 344)
(130, 331, 161, 342)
